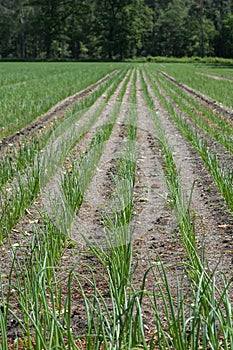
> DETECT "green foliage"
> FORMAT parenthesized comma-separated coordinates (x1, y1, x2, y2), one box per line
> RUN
(223, 14, 233, 57)
(1, 0, 233, 60)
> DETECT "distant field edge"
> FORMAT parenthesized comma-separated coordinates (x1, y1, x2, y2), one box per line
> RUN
(1, 56, 233, 65)
(125, 56, 233, 64)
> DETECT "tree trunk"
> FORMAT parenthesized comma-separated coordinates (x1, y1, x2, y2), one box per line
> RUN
(199, 0, 204, 57)
(19, 0, 26, 57)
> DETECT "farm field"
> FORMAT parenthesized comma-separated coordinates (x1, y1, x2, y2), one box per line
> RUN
(0, 62, 233, 349)
(0, 62, 119, 140)
(159, 63, 233, 110)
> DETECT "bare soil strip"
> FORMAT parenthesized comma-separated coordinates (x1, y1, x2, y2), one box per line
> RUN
(197, 71, 233, 82)
(131, 75, 187, 335)
(134, 75, 182, 269)
(58, 72, 136, 334)
(160, 71, 233, 118)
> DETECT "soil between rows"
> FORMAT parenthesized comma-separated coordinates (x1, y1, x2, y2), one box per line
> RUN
(197, 71, 233, 83)
(1, 69, 233, 346)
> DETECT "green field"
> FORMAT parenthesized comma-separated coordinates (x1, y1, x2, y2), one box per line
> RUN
(0, 62, 120, 139)
(0, 63, 233, 349)
(157, 63, 233, 109)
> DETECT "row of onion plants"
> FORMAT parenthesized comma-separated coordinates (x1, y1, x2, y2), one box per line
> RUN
(139, 66, 233, 349)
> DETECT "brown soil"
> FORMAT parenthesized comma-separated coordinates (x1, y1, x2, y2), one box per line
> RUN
(1, 68, 233, 347)
(197, 71, 233, 82)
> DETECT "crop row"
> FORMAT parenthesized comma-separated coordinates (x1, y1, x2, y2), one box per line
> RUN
(0, 68, 129, 243)
(0, 68, 137, 349)
(139, 67, 233, 349)
(145, 65, 233, 214)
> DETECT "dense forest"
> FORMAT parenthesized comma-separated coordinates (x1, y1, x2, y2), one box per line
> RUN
(0, 0, 233, 60)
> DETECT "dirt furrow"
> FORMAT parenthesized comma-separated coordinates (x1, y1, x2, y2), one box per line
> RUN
(133, 75, 183, 267)
(129, 74, 189, 335)
(197, 71, 233, 82)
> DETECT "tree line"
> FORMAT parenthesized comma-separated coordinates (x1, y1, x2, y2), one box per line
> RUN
(0, 0, 233, 60)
